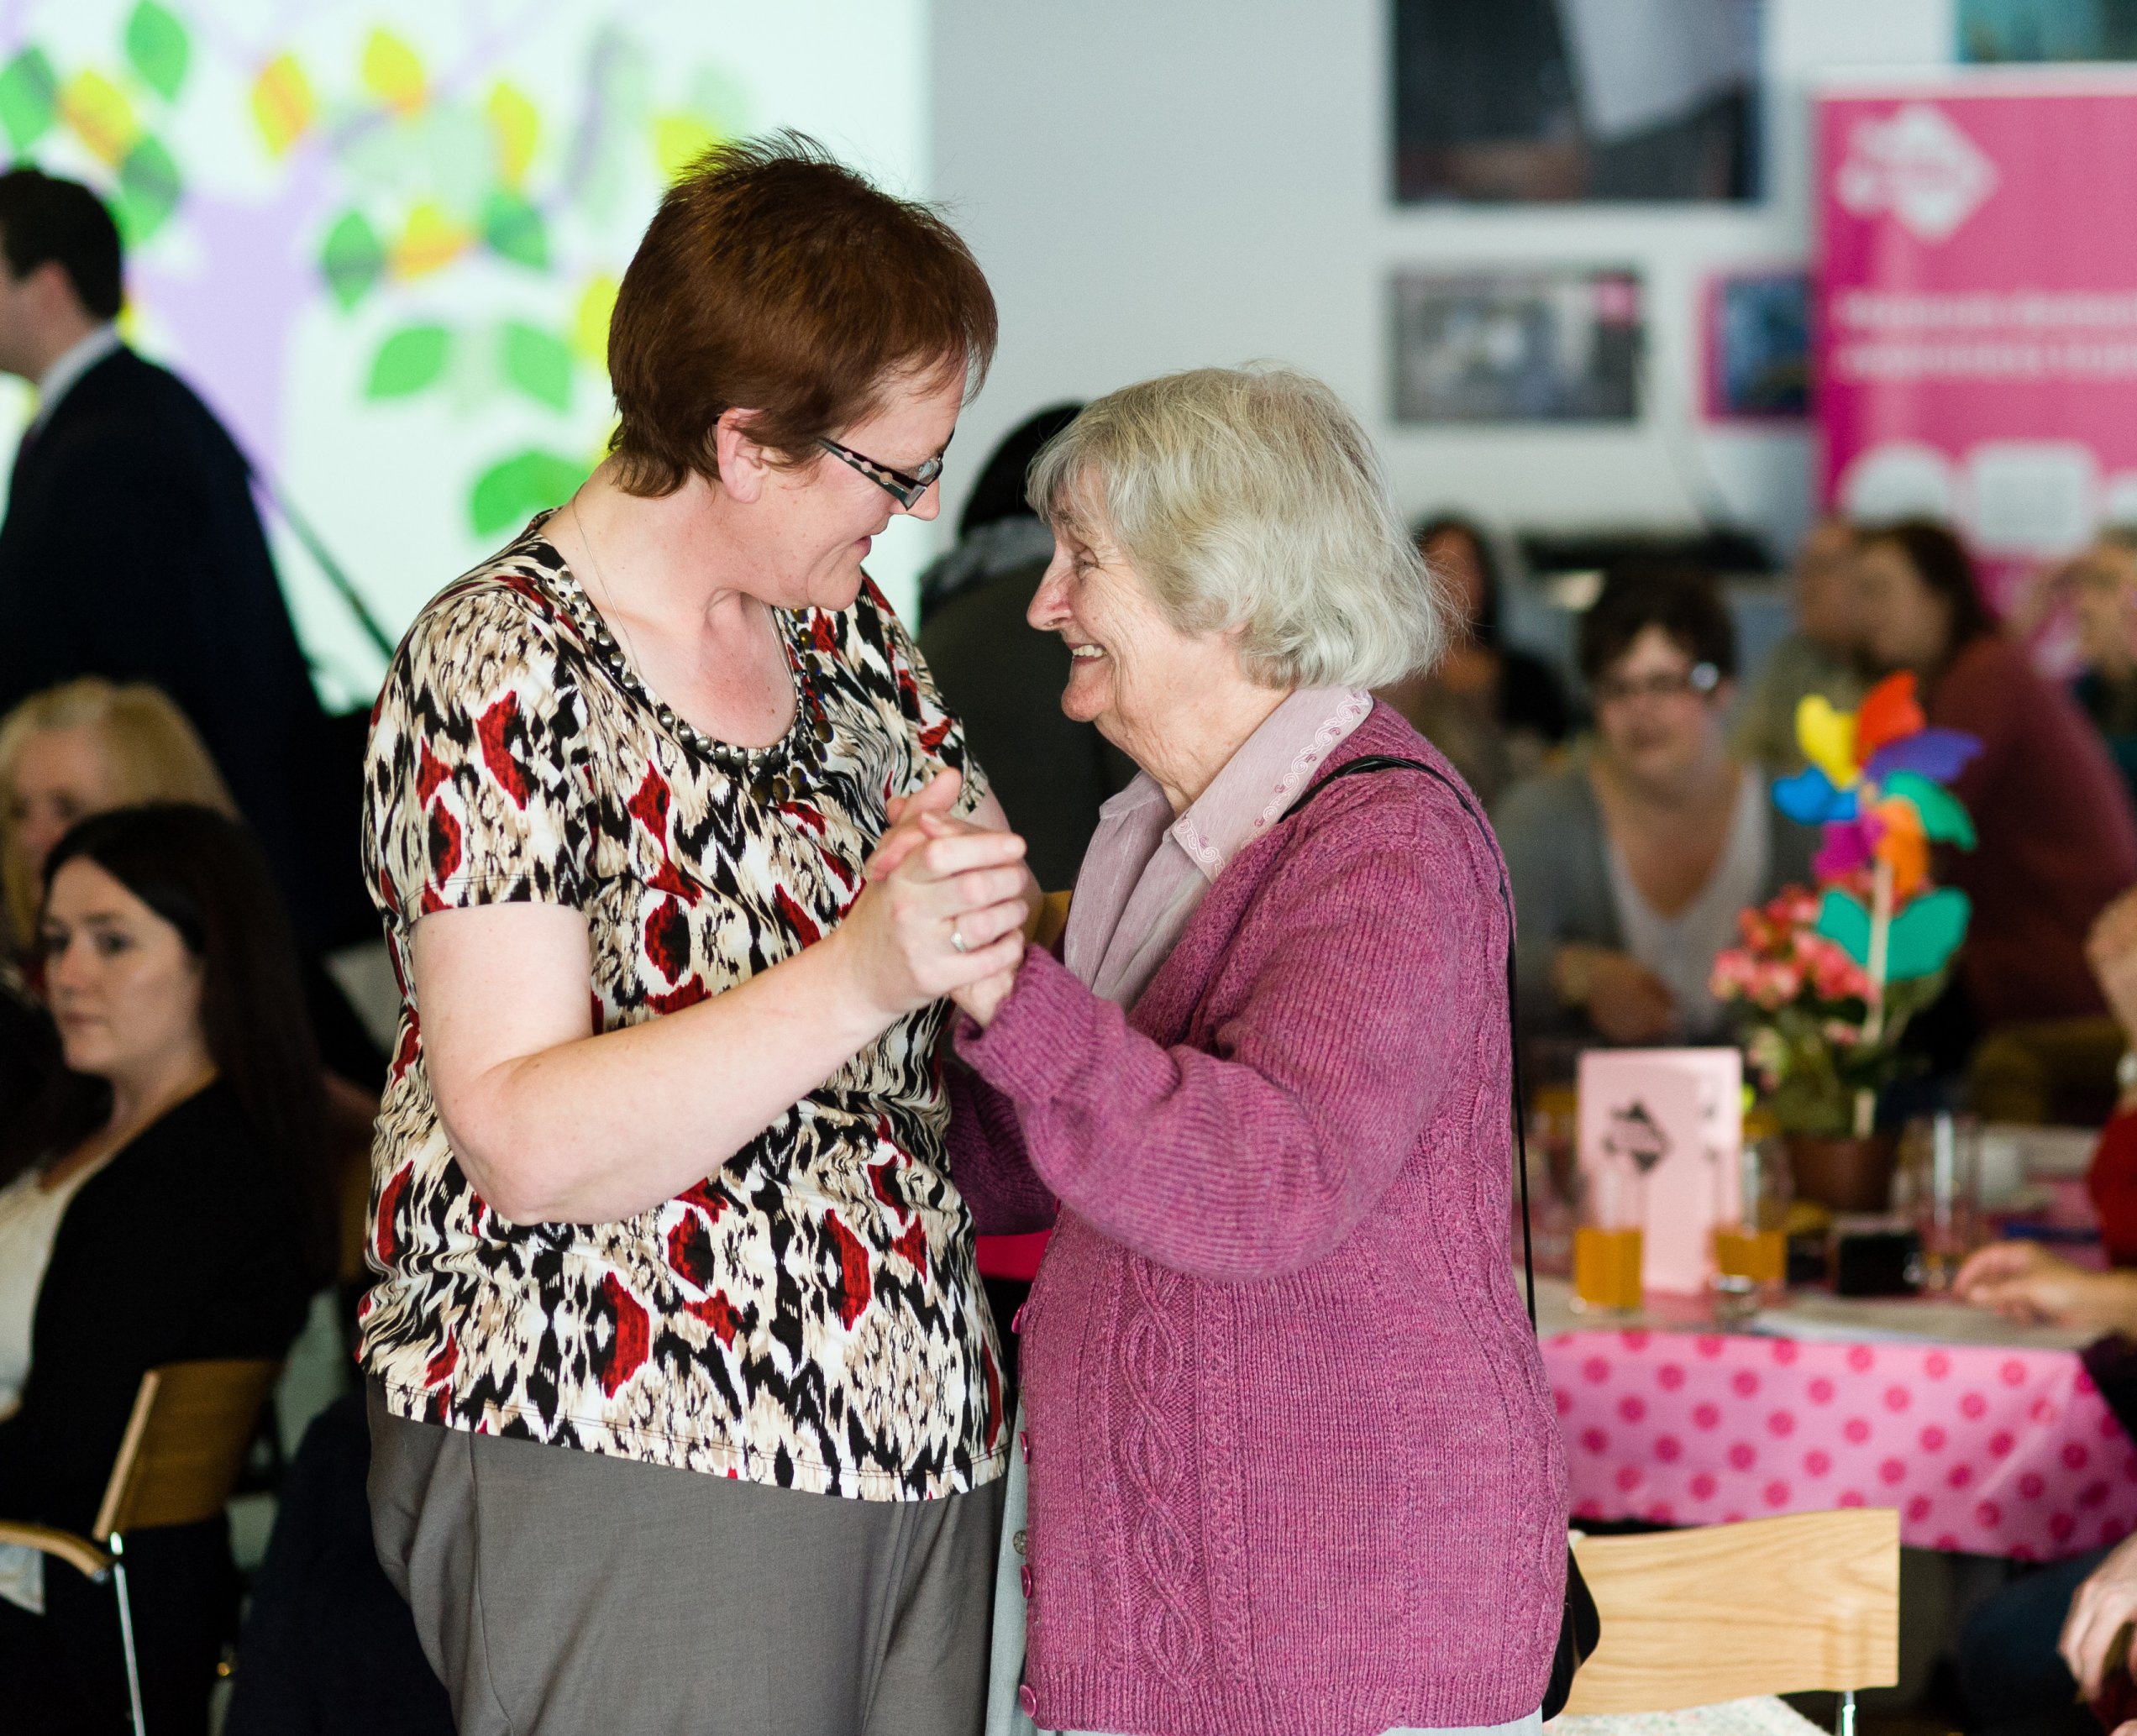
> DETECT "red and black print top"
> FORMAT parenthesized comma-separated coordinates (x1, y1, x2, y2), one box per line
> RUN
(359, 516, 1006, 1500)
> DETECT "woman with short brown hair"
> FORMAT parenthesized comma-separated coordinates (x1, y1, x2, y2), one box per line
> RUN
(360, 135, 1034, 1736)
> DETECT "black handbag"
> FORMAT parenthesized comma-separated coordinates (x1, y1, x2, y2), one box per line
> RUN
(1284, 754, 1599, 1718)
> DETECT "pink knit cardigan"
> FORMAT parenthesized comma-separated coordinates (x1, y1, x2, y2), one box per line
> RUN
(949, 707, 1567, 1736)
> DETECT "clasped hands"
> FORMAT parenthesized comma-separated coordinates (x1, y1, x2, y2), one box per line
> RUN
(837, 770, 1032, 1030)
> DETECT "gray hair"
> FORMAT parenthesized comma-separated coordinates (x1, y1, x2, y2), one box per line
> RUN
(1026, 365, 1448, 690)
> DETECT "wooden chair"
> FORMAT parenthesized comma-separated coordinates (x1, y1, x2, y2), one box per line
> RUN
(0, 1358, 281, 1735)
(1557, 1508, 1899, 1732)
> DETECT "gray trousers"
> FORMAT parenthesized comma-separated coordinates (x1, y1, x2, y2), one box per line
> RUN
(366, 1384, 1005, 1736)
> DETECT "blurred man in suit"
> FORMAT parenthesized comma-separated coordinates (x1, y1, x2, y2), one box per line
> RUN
(0, 167, 352, 949)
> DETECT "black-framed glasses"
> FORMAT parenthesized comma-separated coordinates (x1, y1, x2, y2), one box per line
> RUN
(816, 434, 948, 509)
(1593, 663, 1721, 706)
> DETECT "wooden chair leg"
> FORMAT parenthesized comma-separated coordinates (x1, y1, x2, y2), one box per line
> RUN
(110, 1531, 145, 1736)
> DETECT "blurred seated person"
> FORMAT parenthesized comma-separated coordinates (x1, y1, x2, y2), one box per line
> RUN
(1855, 521, 2137, 1042)
(1499, 564, 1814, 1053)
(1733, 514, 1866, 774)
(2060, 530, 2137, 809)
(917, 402, 1136, 891)
(0, 804, 328, 1735)
(0, 678, 382, 1088)
(0, 169, 357, 952)
(1379, 513, 1570, 805)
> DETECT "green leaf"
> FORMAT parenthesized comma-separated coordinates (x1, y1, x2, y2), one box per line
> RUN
(470, 448, 589, 537)
(0, 48, 58, 152)
(500, 322, 572, 412)
(115, 134, 181, 243)
(481, 190, 547, 269)
(366, 324, 450, 399)
(123, 1, 190, 102)
(319, 210, 384, 312)
(1883, 769, 1977, 848)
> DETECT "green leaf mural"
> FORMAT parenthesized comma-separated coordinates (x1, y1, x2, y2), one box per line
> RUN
(320, 211, 386, 311)
(482, 190, 547, 269)
(117, 134, 181, 243)
(367, 324, 451, 399)
(124, 2, 191, 102)
(500, 322, 571, 412)
(0, 49, 58, 152)
(470, 448, 589, 536)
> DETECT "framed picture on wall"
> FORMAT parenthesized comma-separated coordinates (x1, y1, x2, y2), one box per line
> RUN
(1391, 0, 1764, 202)
(1391, 267, 1644, 423)
(1703, 269, 1810, 422)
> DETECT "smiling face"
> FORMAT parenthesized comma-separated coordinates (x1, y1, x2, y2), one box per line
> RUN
(40, 856, 207, 1087)
(744, 362, 965, 613)
(1592, 624, 1731, 788)
(1025, 500, 1252, 778)
(1854, 538, 1954, 676)
(2071, 545, 2137, 673)
(6, 723, 119, 884)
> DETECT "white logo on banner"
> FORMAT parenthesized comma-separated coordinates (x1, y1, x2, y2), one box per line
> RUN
(1835, 102, 1998, 243)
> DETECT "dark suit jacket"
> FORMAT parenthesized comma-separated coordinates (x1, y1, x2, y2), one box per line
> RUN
(0, 1079, 312, 1534)
(0, 349, 347, 946)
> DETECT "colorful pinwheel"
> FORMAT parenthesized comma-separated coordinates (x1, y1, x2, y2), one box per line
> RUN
(1770, 673, 1980, 1006)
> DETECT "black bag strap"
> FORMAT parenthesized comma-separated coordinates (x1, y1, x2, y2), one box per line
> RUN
(1282, 753, 1536, 1326)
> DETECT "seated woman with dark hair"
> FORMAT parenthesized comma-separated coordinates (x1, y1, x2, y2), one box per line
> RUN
(1498, 564, 1814, 1052)
(1380, 513, 1571, 805)
(1854, 519, 2137, 1036)
(0, 804, 326, 1735)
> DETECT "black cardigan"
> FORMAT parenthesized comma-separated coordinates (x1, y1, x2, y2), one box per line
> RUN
(0, 1081, 312, 1535)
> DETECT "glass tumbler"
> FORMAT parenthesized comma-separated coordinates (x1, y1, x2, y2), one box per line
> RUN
(1712, 1136, 1793, 1324)
(1898, 1111, 1982, 1293)
(1572, 1162, 1645, 1315)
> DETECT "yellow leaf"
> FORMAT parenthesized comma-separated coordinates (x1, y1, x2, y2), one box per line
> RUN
(1795, 695, 1859, 791)
(653, 113, 718, 180)
(573, 273, 618, 370)
(361, 28, 425, 114)
(61, 70, 139, 167)
(251, 52, 315, 158)
(486, 80, 538, 188)
(391, 201, 467, 279)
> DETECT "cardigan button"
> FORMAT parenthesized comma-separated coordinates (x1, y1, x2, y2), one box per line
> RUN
(1018, 1685, 1038, 1717)
(1019, 1430, 1030, 1462)
(1011, 1303, 1026, 1335)
(1021, 1562, 1033, 1599)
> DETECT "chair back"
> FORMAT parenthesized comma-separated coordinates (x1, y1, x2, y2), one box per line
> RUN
(1557, 1508, 1899, 1716)
(90, 1359, 281, 1541)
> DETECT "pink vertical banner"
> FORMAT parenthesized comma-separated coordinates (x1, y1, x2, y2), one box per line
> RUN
(1817, 71, 2137, 611)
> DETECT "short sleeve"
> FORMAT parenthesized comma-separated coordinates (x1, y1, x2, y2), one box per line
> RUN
(363, 585, 591, 930)
(863, 575, 990, 818)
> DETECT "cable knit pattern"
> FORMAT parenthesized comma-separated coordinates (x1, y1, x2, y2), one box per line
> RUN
(948, 706, 1567, 1736)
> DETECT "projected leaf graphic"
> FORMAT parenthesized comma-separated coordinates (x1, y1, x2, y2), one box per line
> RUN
(0, 48, 56, 150)
(501, 323, 572, 412)
(123, 2, 188, 102)
(250, 52, 313, 158)
(117, 133, 180, 240)
(367, 325, 451, 399)
(471, 449, 590, 538)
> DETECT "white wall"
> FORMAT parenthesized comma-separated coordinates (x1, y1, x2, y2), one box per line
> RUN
(928, 0, 1956, 568)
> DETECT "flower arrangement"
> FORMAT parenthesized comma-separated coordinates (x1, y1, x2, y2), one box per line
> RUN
(1711, 673, 1981, 1137)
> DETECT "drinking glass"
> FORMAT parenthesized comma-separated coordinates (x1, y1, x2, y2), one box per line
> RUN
(1572, 1162, 1645, 1315)
(1898, 1111, 1982, 1293)
(1712, 1136, 1792, 1324)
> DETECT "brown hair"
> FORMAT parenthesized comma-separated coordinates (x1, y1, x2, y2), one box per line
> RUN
(0, 679, 235, 952)
(606, 132, 998, 497)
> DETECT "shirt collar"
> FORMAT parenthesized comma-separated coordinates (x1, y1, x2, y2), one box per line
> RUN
(1166, 687, 1373, 884)
(33, 324, 121, 428)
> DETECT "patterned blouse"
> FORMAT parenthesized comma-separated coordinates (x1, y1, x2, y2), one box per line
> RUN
(360, 516, 1007, 1501)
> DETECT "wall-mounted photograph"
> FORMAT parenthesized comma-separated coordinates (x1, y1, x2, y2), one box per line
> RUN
(1391, 0, 1763, 202)
(1391, 267, 1644, 423)
(1959, 0, 2137, 60)
(1704, 270, 1810, 422)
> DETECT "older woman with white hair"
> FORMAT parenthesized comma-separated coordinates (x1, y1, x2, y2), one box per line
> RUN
(879, 366, 1567, 1736)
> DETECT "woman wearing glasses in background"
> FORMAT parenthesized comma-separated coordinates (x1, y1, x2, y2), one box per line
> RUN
(1497, 565, 1815, 1054)
(359, 136, 1034, 1736)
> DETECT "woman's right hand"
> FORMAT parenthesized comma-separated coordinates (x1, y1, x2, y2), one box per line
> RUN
(1556, 944, 1677, 1044)
(835, 773, 1030, 1023)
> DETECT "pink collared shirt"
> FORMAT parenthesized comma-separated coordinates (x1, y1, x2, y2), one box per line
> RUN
(1063, 686, 1372, 1006)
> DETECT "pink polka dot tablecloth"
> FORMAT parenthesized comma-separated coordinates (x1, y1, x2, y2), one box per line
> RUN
(1542, 1330, 2137, 1559)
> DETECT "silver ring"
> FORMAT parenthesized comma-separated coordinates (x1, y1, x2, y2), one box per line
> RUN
(950, 923, 969, 954)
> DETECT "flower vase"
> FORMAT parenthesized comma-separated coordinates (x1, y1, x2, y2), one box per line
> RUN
(1784, 1132, 1900, 1213)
